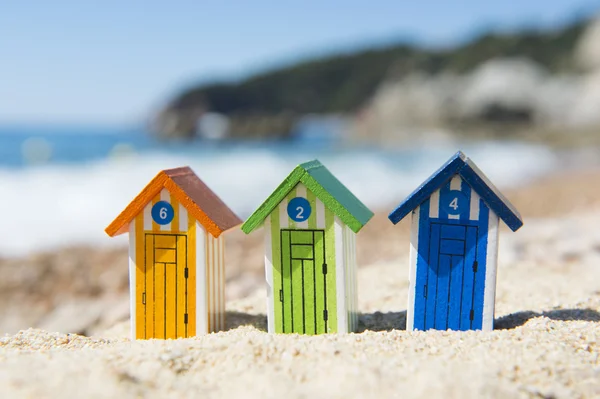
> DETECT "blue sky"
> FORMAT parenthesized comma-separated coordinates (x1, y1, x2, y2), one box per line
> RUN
(1, 1, 599, 125)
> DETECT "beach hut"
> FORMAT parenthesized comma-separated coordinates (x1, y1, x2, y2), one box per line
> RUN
(242, 160, 373, 334)
(388, 151, 523, 331)
(105, 166, 242, 340)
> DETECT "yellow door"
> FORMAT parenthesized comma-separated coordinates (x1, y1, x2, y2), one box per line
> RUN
(139, 233, 190, 339)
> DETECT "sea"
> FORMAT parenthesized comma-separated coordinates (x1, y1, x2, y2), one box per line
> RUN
(0, 124, 558, 256)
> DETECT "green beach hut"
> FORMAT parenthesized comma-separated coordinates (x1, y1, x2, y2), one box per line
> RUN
(242, 160, 373, 334)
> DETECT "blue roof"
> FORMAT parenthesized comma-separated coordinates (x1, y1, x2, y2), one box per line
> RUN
(388, 151, 523, 231)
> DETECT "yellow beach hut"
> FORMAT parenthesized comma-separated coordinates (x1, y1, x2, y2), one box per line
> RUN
(105, 166, 242, 340)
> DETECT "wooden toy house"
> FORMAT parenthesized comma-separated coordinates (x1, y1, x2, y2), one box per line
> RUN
(388, 151, 523, 332)
(105, 166, 242, 339)
(242, 160, 373, 334)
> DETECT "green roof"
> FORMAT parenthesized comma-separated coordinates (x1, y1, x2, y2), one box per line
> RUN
(241, 160, 374, 234)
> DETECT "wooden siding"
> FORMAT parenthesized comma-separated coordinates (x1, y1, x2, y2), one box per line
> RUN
(205, 231, 226, 333)
(482, 212, 500, 331)
(343, 225, 358, 332)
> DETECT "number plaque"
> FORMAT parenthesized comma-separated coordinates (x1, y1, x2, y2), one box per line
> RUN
(151, 201, 174, 225)
(287, 197, 312, 222)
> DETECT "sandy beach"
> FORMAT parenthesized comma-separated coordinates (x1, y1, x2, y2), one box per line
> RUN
(3, 8, 600, 398)
(0, 165, 599, 398)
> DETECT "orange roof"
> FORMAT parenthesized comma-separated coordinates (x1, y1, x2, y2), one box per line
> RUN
(105, 166, 242, 238)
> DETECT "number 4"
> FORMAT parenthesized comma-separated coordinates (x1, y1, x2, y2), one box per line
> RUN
(449, 198, 459, 211)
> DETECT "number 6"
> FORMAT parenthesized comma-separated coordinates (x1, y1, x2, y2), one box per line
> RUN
(160, 207, 167, 219)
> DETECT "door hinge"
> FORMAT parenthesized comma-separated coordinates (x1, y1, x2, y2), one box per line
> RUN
(473, 261, 478, 273)
(323, 310, 328, 321)
(322, 263, 327, 274)
(424, 284, 428, 298)
(279, 289, 283, 302)
(142, 293, 146, 305)
(184, 267, 189, 278)
(469, 309, 474, 321)
(184, 313, 188, 324)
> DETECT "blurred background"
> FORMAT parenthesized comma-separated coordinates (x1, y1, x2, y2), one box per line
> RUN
(1, 1, 600, 336)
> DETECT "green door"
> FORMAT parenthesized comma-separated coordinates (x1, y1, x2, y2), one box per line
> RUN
(280, 229, 328, 334)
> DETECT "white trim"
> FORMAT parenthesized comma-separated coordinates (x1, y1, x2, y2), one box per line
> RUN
(217, 234, 225, 332)
(429, 190, 440, 218)
(160, 189, 170, 231)
(470, 191, 480, 221)
(196, 222, 207, 335)
(143, 202, 152, 230)
(316, 198, 326, 229)
(128, 221, 136, 340)
(450, 175, 462, 190)
(295, 184, 309, 228)
(179, 204, 188, 232)
(334, 217, 347, 333)
(482, 212, 499, 331)
(448, 214, 460, 220)
(352, 230, 358, 332)
(220, 235, 225, 331)
(211, 235, 217, 331)
(406, 207, 419, 331)
(210, 234, 217, 332)
(343, 227, 350, 332)
(279, 199, 289, 228)
(264, 216, 275, 333)
(347, 227, 358, 332)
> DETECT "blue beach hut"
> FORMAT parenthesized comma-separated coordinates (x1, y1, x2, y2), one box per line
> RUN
(388, 151, 523, 331)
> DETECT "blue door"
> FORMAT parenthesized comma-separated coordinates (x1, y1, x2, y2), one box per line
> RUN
(413, 177, 490, 331)
(414, 222, 485, 330)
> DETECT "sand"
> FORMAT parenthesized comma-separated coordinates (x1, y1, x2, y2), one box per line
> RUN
(0, 167, 599, 398)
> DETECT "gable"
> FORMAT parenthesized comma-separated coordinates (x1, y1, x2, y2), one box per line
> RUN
(388, 152, 523, 231)
(416, 175, 491, 222)
(132, 187, 195, 233)
(241, 160, 373, 234)
(267, 182, 333, 229)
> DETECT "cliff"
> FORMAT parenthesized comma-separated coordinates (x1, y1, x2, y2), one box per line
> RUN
(152, 18, 590, 140)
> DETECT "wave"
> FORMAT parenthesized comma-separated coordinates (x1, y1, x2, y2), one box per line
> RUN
(0, 142, 556, 256)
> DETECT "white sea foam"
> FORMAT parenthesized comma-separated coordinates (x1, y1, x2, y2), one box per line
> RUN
(0, 142, 556, 256)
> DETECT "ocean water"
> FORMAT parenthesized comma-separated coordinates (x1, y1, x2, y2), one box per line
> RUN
(0, 125, 557, 256)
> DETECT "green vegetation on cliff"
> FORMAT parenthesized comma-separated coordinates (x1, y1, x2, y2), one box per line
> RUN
(156, 18, 589, 138)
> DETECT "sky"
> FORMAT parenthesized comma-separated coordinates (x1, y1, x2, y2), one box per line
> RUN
(1, 1, 599, 125)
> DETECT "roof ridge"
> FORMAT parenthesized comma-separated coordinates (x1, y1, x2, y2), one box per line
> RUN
(163, 166, 193, 177)
(299, 159, 323, 171)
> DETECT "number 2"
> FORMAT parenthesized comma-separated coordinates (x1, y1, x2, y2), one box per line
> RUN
(287, 197, 311, 221)
(159, 207, 167, 219)
(449, 197, 458, 211)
